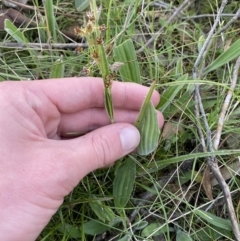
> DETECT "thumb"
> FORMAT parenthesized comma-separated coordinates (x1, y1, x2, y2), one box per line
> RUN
(66, 123, 140, 178)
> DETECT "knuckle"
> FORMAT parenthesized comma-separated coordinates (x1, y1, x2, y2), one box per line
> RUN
(91, 133, 113, 168)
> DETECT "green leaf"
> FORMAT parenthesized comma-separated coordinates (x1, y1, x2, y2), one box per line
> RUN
(203, 38, 240, 75)
(89, 196, 115, 223)
(141, 223, 173, 237)
(190, 225, 233, 241)
(104, 87, 114, 123)
(58, 223, 81, 239)
(137, 101, 160, 155)
(198, 35, 206, 53)
(83, 220, 111, 235)
(4, 19, 28, 44)
(134, 81, 160, 155)
(75, 0, 90, 12)
(113, 157, 136, 208)
(134, 220, 148, 230)
(118, 234, 132, 241)
(113, 39, 141, 83)
(44, 0, 57, 42)
(49, 57, 65, 79)
(193, 209, 240, 231)
(143, 149, 240, 173)
(134, 81, 156, 129)
(175, 58, 183, 78)
(157, 74, 188, 112)
(176, 230, 193, 241)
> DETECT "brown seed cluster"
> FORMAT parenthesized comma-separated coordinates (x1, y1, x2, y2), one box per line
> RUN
(96, 37, 103, 45)
(92, 51, 99, 59)
(99, 24, 106, 32)
(87, 12, 95, 22)
(104, 73, 116, 88)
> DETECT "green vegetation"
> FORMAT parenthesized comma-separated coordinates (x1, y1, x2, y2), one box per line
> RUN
(1, 0, 240, 240)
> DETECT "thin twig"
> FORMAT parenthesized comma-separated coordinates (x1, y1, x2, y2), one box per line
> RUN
(181, 13, 239, 20)
(194, 94, 207, 152)
(0, 42, 88, 49)
(213, 57, 240, 149)
(136, 0, 193, 54)
(4, 0, 82, 18)
(218, 8, 240, 34)
(193, 0, 240, 239)
(193, 1, 228, 75)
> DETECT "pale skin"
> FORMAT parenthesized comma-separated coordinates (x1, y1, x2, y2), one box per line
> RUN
(0, 77, 164, 240)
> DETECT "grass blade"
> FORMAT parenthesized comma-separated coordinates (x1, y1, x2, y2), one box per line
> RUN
(194, 209, 240, 231)
(203, 39, 240, 75)
(4, 19, 29, 44)
(49, 57, 65, 79)
(157, 74, 188, 112)
(44, 0, 57, 42)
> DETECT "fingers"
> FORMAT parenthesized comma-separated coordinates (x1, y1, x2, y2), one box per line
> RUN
(55, 123, 140, 183)
(34, 78, 160, 113)
(58, 108, 164, 136)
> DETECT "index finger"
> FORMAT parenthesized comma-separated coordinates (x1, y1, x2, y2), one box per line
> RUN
(34, 77, 160, 113)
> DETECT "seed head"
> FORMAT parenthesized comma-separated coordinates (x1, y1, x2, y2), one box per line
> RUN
(81, 67, 90, 76)
(99, 24, 106, 32)
(76, 46, 83, 53)
(74, 26, 85, 36)
(96, 37, 103, 45)
(85, 21, 93, 34)
(92, 51, 99, 59)
(87, 12, 95, 22)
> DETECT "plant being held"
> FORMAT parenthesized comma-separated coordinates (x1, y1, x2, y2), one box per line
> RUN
(74, 7, 161, 156)
(74, 10, 114, 123)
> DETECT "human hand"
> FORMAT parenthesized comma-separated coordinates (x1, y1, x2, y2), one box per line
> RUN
(0, 77, 164, 240)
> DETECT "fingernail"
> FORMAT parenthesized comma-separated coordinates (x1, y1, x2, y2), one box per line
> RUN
(119, 126, 140, 152)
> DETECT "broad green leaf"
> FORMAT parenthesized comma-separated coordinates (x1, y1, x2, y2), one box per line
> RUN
(89, 196, 115, 223)
(49, 57, 65, 79)
(118, 234, 132, 241)
(113, 157, 136, 208)
(134, 81, 160, 155)
(44, 0, 57, 42)
(4, 19, 28, 44)
(134, 220, 148, 230)
(75, 0, 90, 12)
(141, 223, 173, 237)
(58, 223, 81, 239)
(134, 81, 156, 129)
(176, 230, 193, 241)
(203, 38, 240, 75)
(137, 101, 160, 155)
(194, 209, 240, 231)
(113, 39, 141, 83)
(157, 74, 188, 112)
(83, 220, 111, 235)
